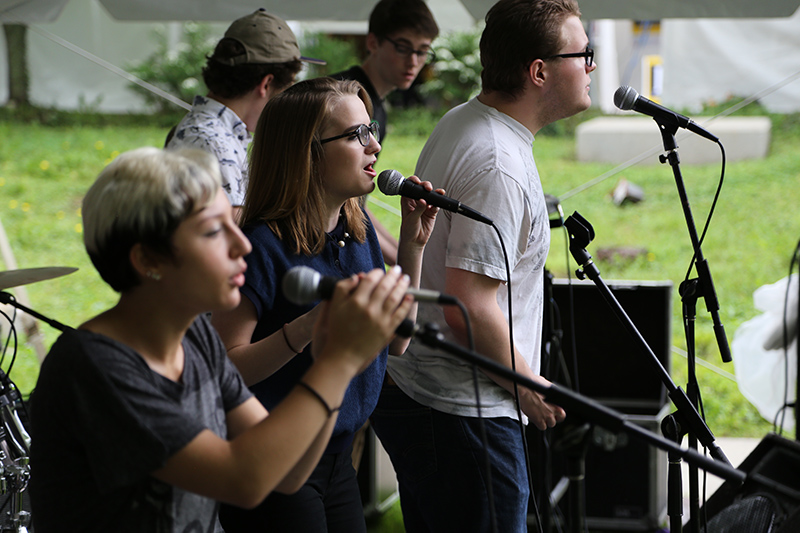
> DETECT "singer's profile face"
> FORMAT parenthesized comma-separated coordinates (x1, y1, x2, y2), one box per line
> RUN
(543, 15, 596, 120)
(319, 95, 381, 206)
(156, 189, 251, 314)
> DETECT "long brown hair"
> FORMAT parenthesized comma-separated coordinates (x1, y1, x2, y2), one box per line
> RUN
(242, 77, 373, 255)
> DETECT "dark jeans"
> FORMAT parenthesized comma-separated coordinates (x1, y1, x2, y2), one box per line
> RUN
(218, 447, 366, 533)
(371, 381, 529, 533)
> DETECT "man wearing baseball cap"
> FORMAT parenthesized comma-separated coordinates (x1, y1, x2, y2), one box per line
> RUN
(167, 9, 323, 219)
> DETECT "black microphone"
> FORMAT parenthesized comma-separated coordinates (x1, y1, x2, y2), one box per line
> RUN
(614, 85, 718, 143)
(282, 265, 458, 306)
(377, 169, 493, 225)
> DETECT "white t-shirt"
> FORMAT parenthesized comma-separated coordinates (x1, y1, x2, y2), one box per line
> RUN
(387, 97, 550, 420)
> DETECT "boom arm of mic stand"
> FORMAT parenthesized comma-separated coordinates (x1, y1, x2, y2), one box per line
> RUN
(0, 291, 69, 332)
(410, 323, 750, 488)
(564, 213, 730, 466)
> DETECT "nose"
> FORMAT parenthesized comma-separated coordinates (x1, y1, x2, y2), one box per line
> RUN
(367, 134, 381, 155)
(230, 224, 252, 257)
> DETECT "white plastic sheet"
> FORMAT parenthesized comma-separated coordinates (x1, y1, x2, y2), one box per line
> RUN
(731, 274, 798, 432)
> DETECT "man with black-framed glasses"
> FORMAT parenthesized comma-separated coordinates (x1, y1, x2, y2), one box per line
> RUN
(331, 0, 438, 267)
(371, 1, 596, 531)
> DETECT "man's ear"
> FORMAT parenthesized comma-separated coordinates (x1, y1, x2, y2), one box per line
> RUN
(365, 32, 380, 54)
(528, 59, 547, 88)
(259, 73, 276, 98)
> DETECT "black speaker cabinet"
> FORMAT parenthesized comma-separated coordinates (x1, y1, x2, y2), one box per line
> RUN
(547, 278, 673, 415)
(686, 433, 800, 532)
(533, 278, 673, 532)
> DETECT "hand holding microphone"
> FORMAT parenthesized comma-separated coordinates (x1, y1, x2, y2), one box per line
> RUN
(378, 169, 494, 225)
(310, 267, 414, 374)
(282, 265, 458, 306)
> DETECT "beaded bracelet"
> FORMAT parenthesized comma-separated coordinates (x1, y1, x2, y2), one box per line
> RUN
(297, 381, 340, 417)
(282, 323, 302, 354)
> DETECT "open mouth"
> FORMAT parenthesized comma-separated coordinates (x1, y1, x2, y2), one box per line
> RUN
(364, 161, 377, 177)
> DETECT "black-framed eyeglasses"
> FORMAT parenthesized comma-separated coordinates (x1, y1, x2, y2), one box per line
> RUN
(544, 45, 594, 67)
(384, 36, 436, 63)
(320, 121, 381, 147)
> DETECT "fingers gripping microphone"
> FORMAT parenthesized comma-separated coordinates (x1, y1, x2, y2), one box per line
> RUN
(614, 85, 719, 143)
(282, 265, 458, 306)
(377, 170, 493, 225)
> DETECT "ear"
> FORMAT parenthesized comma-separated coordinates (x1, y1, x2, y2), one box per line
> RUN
(259, 73, 276, 98)
(366, 32, 380, 54)
(129, 243, 161, 282)
(528, 59, 547, 88)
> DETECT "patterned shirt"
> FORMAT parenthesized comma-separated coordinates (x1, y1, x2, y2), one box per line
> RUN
(167, 95, 251, 206)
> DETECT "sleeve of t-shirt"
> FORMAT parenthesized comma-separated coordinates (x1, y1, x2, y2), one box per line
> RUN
(444, 169, 532, 282)
(167, 130, 245, 207)
(41, 333, 185, 493)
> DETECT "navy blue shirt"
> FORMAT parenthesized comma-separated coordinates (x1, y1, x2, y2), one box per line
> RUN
(241, 213, 386, 453)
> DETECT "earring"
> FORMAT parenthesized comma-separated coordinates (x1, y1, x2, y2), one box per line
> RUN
(146, 270, 162, 281)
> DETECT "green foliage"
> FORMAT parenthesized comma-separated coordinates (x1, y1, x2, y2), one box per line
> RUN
(126, 22, 218, 113)
(298, 32, 362, 79)
(421, 26, 484, 109)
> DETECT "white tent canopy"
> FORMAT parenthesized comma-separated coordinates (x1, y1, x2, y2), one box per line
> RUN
(2, 0, 800, 113)
(3, 0, 800, 23)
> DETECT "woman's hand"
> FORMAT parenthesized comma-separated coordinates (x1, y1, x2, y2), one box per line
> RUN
(398, 175, 440, 250)
(312, 267, 412, 375)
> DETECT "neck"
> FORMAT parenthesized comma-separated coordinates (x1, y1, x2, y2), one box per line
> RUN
(83, 289, 194, 370)
(359, 60, 393, 99)
(478, 91, 544, 136)
(207, 92, 259, 132)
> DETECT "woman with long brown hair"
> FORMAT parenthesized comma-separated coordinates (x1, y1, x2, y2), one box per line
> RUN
(212, 77, 438, 532)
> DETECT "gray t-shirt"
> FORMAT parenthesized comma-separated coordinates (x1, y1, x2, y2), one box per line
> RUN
(387, 97, 550, 420)
(30, 315, 252, 533)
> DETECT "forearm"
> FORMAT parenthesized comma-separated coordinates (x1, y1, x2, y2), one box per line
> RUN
(389, 243, 424, 355)
(223, 312, 316, 386)
(226, 357, 359, 506)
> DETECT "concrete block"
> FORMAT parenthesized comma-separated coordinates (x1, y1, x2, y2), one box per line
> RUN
(576, 116, 771, 165)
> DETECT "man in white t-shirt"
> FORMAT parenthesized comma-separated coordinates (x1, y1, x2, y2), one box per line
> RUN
(371, 0, 596, 531)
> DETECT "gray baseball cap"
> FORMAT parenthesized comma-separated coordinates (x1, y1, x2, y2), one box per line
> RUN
(212, 9, 325, 66)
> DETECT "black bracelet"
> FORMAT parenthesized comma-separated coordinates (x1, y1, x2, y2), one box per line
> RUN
(297, 381, 340, 416)
(282, 323, 302, 354)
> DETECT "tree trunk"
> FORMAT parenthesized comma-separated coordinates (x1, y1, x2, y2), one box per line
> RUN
(3, 24, 29, 107)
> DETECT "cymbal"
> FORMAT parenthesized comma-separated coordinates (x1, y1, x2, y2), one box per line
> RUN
(0, 267, 78, 290)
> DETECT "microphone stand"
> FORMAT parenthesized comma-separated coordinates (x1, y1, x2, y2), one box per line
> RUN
(654, 116, 731, 533)
(407, 321, 800, 527)
(0, 292, 68, 332)
(563, 212, 730, 532)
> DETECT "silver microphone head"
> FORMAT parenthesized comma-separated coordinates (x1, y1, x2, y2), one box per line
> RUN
(614, 85, 638, 111)
(377, 169, 404, 196)
(282, 266, 321, 306)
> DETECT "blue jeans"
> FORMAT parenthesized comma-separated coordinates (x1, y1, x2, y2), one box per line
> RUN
(218, 448, 366, 533)
(371, 381, 530, 533)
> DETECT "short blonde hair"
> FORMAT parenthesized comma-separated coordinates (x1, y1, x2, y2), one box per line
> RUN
(82, 147, 221, 292)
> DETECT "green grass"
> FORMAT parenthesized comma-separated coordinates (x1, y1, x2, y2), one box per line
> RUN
(2, 105, 798, 446)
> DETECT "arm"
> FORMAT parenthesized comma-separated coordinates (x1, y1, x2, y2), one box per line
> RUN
(443, 267, 566, 430)
(366, 208, 398, 267)
(389, 176, 440, 355)
(154, 268, 414, 508)
(211, 296, 321, 386)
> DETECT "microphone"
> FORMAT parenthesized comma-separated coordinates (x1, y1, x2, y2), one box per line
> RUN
(377, 169, 493, 225)
(614, 85, 718, 143)
(282, 265, 458, 306)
